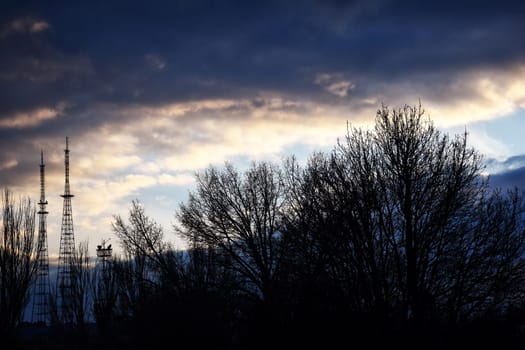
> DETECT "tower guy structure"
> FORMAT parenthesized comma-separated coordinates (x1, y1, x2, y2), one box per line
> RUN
(56, 137, 76, 323)
(32, 151, 51, 324)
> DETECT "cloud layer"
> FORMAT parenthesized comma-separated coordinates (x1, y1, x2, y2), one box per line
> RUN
(1, 0, 524, 256)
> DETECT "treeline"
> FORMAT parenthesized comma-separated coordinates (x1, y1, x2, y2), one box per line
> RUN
(3, 104, 525, 349)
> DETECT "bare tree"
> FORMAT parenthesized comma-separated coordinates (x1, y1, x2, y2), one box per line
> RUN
(284, 104, 525, 325)
(441, 187, 525, 322)
(366, 104, 514, 322)
(0, 188, 39, 337)
(110, 256, 147, 321)
(176, 161, 286, 302)
(64, 240, 93, 331)
(112, 200, 185, 315)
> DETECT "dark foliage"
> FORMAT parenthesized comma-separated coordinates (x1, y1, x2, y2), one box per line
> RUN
(0, 189, 38, 340)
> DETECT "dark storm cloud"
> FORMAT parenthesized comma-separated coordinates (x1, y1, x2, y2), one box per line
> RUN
(1, 0, 524, 251)
(1, 0, 525, 187)
(2, 0, 524, 117)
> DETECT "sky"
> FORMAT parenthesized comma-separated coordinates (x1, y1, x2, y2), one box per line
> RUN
(1, 0, 525, 259)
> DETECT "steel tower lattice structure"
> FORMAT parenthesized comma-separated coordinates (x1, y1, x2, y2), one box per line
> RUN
(56, 137, 76, 322)
(32, 151, 51, 324)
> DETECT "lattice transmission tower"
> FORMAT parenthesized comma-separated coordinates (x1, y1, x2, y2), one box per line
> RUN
(32, 151, 51, 324)
(56, 137, 76, 322)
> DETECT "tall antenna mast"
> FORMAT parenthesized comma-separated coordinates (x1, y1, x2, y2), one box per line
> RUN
(56, 136, 76, 323)
(32, 150, 51, 324)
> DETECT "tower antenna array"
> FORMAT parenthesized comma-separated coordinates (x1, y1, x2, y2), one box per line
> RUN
(32, 151, 51, 324)
(56, 137, 76, 322)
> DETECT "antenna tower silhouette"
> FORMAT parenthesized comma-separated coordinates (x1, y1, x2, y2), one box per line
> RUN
(56, 137, 76, 322)
(32, 151, 51, 324)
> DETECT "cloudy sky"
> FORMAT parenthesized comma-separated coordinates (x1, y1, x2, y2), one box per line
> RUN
(1, 0, 525, 258)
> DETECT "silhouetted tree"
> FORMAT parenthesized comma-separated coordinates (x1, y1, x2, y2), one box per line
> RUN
(370, 104, 525, 323)
(284, 104, 525, 329)
(441, 187, 525, 323)
(0, 188, 38, 338)
(112, 200, 239, 348)
(112, 200, 186, 307)
(109, 256, 148, 323)
(112, 201, 164, 319)
(67, 241, 93, 332)
(176, 161, 287, 303)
